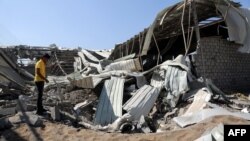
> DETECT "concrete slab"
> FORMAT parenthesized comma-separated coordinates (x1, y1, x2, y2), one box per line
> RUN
(0, 107, 16, 117)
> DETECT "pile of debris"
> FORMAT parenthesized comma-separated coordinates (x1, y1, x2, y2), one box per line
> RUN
(1, 0, 250, 141)
(1, 49, 250, 140)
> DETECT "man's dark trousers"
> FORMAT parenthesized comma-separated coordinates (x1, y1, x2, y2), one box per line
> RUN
(35, 81, 44, 113)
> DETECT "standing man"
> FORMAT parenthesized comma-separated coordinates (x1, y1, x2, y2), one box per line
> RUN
(34, 54, 50, 115)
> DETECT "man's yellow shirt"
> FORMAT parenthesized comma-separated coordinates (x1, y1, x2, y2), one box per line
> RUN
(34, 59, 46, 82)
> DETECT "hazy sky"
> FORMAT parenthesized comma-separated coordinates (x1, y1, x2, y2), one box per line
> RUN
(0, 0, 249, 50)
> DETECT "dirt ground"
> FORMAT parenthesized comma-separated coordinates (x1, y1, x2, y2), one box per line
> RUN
(1, 115, 250, 141)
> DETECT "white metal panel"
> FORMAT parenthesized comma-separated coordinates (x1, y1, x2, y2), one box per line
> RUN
(94, 76, 125, 125)
(123, 85, 160, 121)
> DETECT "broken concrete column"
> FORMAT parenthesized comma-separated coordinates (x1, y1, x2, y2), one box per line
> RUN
(50, 106, 61, 121)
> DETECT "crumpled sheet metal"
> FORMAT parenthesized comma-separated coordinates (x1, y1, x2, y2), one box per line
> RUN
(161, 55, 190, 108)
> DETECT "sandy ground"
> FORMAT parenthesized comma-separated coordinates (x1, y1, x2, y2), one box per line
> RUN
(1, 115, 250, 141)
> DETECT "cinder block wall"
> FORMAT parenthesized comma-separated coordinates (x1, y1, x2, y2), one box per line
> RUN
(194, 36, 250, 91)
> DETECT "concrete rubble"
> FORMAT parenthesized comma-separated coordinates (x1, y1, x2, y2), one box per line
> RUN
(1, 0, 250, 140)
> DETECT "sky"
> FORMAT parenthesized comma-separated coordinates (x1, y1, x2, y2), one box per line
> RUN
(0, 0, 249, 50)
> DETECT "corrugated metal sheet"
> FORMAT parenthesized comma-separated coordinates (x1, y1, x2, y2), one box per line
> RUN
(105, 58, 142, 72)
(123, 85, 160, 121)
(94, 76, 125, 125)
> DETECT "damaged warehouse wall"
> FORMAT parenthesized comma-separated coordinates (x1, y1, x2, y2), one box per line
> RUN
(194, 37, 250, 91)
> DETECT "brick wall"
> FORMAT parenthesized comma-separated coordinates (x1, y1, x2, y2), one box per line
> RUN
(194, 37, 250, 91)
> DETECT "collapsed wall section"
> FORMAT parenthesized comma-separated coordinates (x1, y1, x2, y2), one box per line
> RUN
(194, 37, 250, 92)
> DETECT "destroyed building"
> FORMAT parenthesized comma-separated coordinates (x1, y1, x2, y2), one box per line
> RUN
(110, 0, 250, 91)
(1, 0, 250, 140)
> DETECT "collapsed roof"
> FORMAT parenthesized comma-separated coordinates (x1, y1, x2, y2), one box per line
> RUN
(109, 0, 241, 60)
